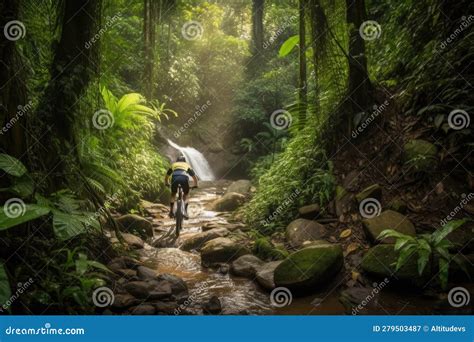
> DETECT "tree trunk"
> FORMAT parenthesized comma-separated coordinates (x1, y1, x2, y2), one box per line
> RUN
(35, 0, 102, 187)
(0, 0, 27, 159)
(251, 0, 264, 56)
(298, 0, 307, 127)
(143, 0, 160, 99)
(345, 0, 372, 127)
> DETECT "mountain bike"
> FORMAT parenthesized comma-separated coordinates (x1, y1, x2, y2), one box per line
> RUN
(174, 184, 198, 238)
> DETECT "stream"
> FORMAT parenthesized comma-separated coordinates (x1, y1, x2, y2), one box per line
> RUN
(136, 181, 436, 315)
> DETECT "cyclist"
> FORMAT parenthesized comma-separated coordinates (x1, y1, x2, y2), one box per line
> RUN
(165, 155, 198, 218)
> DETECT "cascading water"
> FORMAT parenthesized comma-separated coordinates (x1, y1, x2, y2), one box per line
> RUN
(167, 139, 216, 181)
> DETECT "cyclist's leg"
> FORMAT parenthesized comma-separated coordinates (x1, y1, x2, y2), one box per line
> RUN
(180, 179, 190, 218)
(169, 177, 179, 218)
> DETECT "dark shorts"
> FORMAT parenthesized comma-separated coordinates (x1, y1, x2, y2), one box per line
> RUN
(171, 175, 189, 194)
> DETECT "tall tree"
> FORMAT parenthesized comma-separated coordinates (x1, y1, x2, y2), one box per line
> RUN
(251, 0, 264, 57)
(35, 0, 102, 187)
(143, 0, 161, 99)
(0, 0, 27, 159)
(298, 0, 307, 127)
(345, 0, 372, 124)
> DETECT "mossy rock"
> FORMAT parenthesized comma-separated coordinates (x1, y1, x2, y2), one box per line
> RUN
(404, 139, 438, 172)
(200, 238, 250, 266)
(274, 244, 343, 294)
(356, 184, 382, 203)
(361, 245, 430, 281)
(252, 237, 288, 261)
(362, 210, 416, 243)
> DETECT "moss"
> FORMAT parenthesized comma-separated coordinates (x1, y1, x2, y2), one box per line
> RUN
(274, 244, 343, 291)
(252, 237, 288, 261)
(404, 139, 438, 172)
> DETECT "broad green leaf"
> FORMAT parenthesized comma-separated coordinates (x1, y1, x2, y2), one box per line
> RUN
(0, 263, 11, 311)
(396, 245, 416, 271)
(417, 248, 431, 275)
(0, 154, 27, 177)
(9, 175, 34, 197)
(279, 35, 299, 57)
(52, 211, 86, 241)
(0, 204, 50, 230)
(86, 260, 112, 273)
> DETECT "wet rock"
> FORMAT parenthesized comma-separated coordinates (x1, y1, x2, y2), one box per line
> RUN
(286, 219, 328, 248)
(112, 293, 140, 309)
(255, 261, 283, 291)
(154, 301, 179, 314)
(107, 256, 143, 271)
(124, 281, 151, 299)
(201, 222, 220, 231)
(117, 214, 153, 239)
(356, 184, 382, 203)
(115, 268, 137, 279)
(339, 287, 379, 314)
(210, 192, 246, 212)
(231, 255, 265, 278)
(180, 228, 230, 251)
(129, 304, 156, 315)
(202, 296, 222, 314)
(200, 237, 250, 266)
(361, 244, 429, 281)
(274, 244, 343, 294)
(298, 204, 320, 219)
(137, 266, 158, 281)
(404, 139, 438, 172)
(225, 180, 252, 195)
(362, 210, 416, 244)
(157, 274, 188, 298)
(147, 281, 173, 300)
(122, 233, 145, 249)
(253, 238, 288, 261)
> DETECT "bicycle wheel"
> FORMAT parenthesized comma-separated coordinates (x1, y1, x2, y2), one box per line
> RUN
(175, 199, 183, 237)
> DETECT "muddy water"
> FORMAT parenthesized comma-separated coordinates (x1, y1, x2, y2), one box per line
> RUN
(140, 181, 435, 315)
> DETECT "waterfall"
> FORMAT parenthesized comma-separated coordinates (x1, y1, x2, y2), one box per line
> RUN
(167, 139, 216, 181)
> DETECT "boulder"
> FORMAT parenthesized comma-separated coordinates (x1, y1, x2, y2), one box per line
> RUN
(230, 255, 265, 278)
(107, 256, 143, 271)
(202, 296, 222, 314)
(147, 281, 173, 300)
(156, 274, 188, 298)
(115, 269, 137, 279)
(201, 222, 220, 231)
(356, 184, 382, 203)
(117, 214, 153, 239)
(124, 281, 151, 299)
(200, 237, 250, 266)
(361, 244, 429, 281)
(225, 180, 252, 195)
(274, 244, 343, 293)
(404, 139, 438, 172)
(129, 304, 156, 315)
(362, 210, 416, 243)
(286, 219, 328, 248)
(298, 204, 320, 219)
(255, 261, 283, 291)
(210, 192, 245, 212)
(122, 233, 145, 249)
(180, 228, 230, 251)
(112, 294, 140, 309)
(137, 266, 158, 281)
